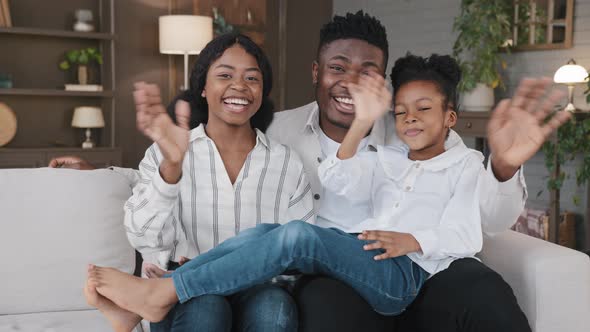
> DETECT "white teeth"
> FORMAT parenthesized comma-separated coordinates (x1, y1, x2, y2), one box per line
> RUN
(224, 98, 249, 105)
(335, 97, 354, 105)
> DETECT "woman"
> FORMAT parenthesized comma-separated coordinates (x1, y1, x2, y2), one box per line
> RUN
(85, 33, 313, 332)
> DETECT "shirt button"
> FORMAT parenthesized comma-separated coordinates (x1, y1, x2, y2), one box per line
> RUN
(314, 194, 321, 200)
(405, 186, 412, 192)
(317, 157, 322, 163)
(415, 163, 420, 169)
(394, 202, 400, 208)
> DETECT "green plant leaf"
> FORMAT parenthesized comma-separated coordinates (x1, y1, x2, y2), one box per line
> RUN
(58, 60, 69, 70)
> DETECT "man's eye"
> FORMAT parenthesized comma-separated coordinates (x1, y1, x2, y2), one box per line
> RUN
(329, 65, 344, 72)
(393, 112, 406, 117)
(419, 107, 431, 111)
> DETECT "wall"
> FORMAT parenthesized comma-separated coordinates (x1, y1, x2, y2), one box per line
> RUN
(114, 0, 194, 168)
(334, 0, 590, 249)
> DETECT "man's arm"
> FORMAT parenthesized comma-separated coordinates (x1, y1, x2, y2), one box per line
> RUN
(480, 78, 570, 233)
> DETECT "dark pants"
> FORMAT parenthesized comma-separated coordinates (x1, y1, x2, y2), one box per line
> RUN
(293, 258, 531, 332)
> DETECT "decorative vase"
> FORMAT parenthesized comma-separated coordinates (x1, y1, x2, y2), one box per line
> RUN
(461, 83, 494, 112)
(78, 65, 88, 85)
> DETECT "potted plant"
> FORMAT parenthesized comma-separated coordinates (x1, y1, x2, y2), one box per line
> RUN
(453, 0, 512, 111)
(58, 47, 103, 85)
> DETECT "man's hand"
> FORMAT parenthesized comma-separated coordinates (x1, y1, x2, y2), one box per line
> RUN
(134, 82, 191, 183)
(346, 73, 392, 124)
(358, 230, 421, 260)
(487, 78, 571, 181)
(48, 156, 95, 170)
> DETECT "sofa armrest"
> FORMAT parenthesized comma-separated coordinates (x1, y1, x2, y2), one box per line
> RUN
(479, 230, 590, 332)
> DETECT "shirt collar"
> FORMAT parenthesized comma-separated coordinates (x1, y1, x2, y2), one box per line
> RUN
(379, 139, 482, 181)
(302, 101, 386, 151)
(189, 123, 271, 150)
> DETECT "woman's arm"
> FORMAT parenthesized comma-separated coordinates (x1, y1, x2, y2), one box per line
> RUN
(124, 144, 183, 259)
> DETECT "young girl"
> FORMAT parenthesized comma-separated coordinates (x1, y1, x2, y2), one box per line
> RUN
(86, 54, 486, 326)
(85, 33, 313, 332)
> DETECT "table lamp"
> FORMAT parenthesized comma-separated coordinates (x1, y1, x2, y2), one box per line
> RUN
(553, 59, 589, 112)
(72, 106, 104, 149)
(159, 15, 213, 90)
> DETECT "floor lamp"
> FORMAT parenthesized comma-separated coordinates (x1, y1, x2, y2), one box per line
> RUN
(159, 15, 213, 91)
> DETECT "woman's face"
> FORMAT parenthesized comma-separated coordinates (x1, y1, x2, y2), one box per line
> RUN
(202, 44, 263, 129)
(393, 80, 457, 160)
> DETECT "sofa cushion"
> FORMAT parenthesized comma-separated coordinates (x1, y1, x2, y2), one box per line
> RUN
(0, 168, 136, 315)
(0, 310, 125, 332)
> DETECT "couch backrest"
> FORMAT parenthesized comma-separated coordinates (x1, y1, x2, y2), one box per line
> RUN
(0, 168, 136, 315)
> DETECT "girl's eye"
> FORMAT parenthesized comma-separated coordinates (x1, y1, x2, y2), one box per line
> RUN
(246, 76, 260, 82)
(218, 73, 231, 79)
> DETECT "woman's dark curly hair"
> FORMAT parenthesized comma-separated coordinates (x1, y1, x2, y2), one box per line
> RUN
(389, 53, 462, 112)
(167, 33, 274, 131)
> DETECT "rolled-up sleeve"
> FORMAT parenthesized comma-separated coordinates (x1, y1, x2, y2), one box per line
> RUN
(123, 144, 183, 261)
(318, 152, 373, 202)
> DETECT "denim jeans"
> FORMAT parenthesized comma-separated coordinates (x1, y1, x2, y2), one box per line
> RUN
(173, 221, 429, 316)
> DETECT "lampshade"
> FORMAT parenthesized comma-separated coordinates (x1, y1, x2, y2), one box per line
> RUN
(554, 59, 589, 84)
(159, 15, 213, 55)
(72, 106, 104, 128)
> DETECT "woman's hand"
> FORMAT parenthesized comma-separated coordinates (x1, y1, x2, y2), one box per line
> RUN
(358, 230, 421, 260)
(134, 82, 191, 183)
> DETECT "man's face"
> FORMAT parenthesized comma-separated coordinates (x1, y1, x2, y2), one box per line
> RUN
(313, 39, 385, 140)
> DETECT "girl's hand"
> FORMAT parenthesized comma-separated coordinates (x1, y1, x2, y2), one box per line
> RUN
(358, 230, 421, 260)
(345, 73, 392, 125)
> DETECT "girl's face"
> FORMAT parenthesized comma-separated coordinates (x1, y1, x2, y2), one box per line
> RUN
(393, 80, 457, 161)
(202, 44, 263, 129)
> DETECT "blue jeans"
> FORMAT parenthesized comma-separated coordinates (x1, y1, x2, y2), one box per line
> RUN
(173, 221, 429, 316)
(151, 284, 297, 332)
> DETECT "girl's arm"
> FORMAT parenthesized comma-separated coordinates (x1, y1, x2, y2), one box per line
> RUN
(337, 73, 392, 160)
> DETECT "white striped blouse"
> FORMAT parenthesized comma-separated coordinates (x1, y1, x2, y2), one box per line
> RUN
(124, 124, 315, 268)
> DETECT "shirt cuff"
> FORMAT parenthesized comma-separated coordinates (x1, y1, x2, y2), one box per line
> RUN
(152, 167, 181, 202)
(411, 229, 438, 259)
(318, 153, 362, 194)
(487, 156, 527, 197)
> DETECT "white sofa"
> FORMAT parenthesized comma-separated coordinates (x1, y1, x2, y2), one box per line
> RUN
(0, 168, 589, 332)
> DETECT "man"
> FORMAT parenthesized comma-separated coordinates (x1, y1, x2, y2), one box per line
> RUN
(52, 11, 569, 332)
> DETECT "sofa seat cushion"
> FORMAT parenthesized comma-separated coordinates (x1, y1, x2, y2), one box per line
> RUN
(0, 168, 136, 315)
(0, 310, 119, 332)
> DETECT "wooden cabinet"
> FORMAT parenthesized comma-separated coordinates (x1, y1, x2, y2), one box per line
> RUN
(0, 0, 118, 167)
(454, 111, 490, 137)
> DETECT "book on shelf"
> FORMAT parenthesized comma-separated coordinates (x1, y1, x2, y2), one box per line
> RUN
(0, 0, 11, 28)
(65, 84, 103, 92)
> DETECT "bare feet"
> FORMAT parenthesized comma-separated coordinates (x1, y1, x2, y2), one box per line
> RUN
(85, 266, 142, 332)
(89, 265, 178, 322)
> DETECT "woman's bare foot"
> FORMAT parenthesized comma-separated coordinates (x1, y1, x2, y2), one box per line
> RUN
(85, 268, 142, 332)
(89, 265, 178, 322)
